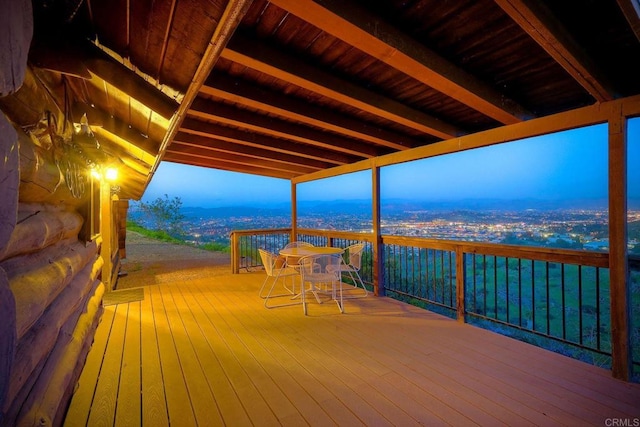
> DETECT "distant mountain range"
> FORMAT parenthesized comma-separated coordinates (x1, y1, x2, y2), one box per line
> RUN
(164, 197, 640, 218)
(180, 205, 289, 219)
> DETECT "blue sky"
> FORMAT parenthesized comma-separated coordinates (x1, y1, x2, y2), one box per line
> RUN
(142, 119, 639, 208)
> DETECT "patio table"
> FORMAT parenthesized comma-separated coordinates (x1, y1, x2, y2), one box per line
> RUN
(278, 246, 344, 304)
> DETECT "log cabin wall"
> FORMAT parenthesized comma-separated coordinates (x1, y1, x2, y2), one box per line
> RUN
(0, 3, 110, 425)
(0, 121, 106, 427)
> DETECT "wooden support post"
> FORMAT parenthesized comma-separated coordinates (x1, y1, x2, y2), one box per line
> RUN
(456, 247, 466, 322)
(100, 179, 113, 291)
(291, 181, 297, 243)
(608, 109, 631, 381)
(230, 232, 239, 274)
(372, 166, 384, 296)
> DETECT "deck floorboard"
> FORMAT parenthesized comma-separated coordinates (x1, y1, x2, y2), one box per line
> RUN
(63, 269, 640, 426)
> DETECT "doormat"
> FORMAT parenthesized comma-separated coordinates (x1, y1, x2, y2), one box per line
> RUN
(103, 287, 145, 306)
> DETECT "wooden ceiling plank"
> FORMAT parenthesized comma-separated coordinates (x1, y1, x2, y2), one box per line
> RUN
(189, 97, 379, 158)
(180, 117, 356, 165)
(495, 0, 615, 102)
(167, 142, 318, 174)
(222, 34, 462, 139)
(269, 0, 530, 124)
(162, 154, 297, 179)
(173, 131, 331, 170)
(153, 0, 256, 189)
(201, 73, 418, 150)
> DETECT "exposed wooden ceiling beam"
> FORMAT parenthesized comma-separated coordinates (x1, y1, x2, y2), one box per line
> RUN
(222, 34, 462, 139)
(82, 43, 180, 119)
(201, 73, 425, 150)
(74, 103, 162, 158)
(189, 97, 380, 158)
(180, 118, 357, 165)
(87, 133, 153, 176)
(168, 141, 319, 175)
(269, 0, 530, 125)
(173, 131, 332, 170)
(495, 0, 615, 101)
(162, 153, 298, 180)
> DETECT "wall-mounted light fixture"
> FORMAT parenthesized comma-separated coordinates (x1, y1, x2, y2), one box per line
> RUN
(105, 166, 118, 182)
(68, 114, 123, 196)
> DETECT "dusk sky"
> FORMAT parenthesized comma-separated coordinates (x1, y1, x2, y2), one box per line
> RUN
(142, 120, 639, 208)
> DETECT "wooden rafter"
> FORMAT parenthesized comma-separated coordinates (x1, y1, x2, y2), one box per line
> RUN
(75, 104, 162, 157)
(201, 74, 420, 151)
(495, 0, 614, 102)
(180, 118, 357, 165)
(188, 97, 380, 158)
(173, 131, 332, 170)
(162, 152, 298, 179)
(269, 0, 530, 124)
(222, 34, 462, 139)
(90, 130, 154, 175)
(168, 141, 319, 175)
(83, 43, 179, 119)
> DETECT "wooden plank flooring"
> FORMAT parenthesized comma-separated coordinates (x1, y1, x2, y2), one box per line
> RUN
(64, 269, 640, 426)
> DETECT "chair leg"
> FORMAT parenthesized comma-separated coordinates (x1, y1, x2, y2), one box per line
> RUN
(301, 283, 307, 315)
(264, 273, 303, 309)
(333, 280, 344, 313)
(342, 270, 367, 297)
(353, 270, 368, 295)
(258, 275, 272, 299)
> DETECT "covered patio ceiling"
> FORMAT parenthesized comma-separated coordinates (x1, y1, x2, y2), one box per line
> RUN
(4, 0, 640, 199)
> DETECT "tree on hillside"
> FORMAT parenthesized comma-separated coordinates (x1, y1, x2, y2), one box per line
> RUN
(137, 194, 185, 237)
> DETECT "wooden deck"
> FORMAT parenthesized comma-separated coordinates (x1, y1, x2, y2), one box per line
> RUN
(63, 268, 640, 426)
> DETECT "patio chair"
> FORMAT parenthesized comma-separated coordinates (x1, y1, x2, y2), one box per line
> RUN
(258, 249, 300, 308)
(299, 253, 344, 315)
(326, 243, 367, 297)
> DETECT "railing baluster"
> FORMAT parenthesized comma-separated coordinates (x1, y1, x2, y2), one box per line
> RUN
(562, 264, 566, 341)
(494, 255, 498, 319)
(518, 258, 522, 328)
(473, 254, 477, 313)
(431, 249, 438, 301)
(441, 250, 445, 305)
(483, 254, 487, 318)
(531, 260, 536, 331)
(579, 265, 583, 346)
(449, 250, 454, 308)
(546, 261, 550, 335)
(596, 267, 601, 351)
(506, 257, 510, 324)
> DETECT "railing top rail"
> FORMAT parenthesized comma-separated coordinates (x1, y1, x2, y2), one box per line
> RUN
(232, 228, 614, 268)
(297, 228, 375, 243)
(382, 234, 609, 268)
(230, 228, 291, 237)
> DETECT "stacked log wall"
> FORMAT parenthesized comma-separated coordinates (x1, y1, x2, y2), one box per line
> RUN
(0, 122, 106, 427)
(1, 3, 112, 424)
